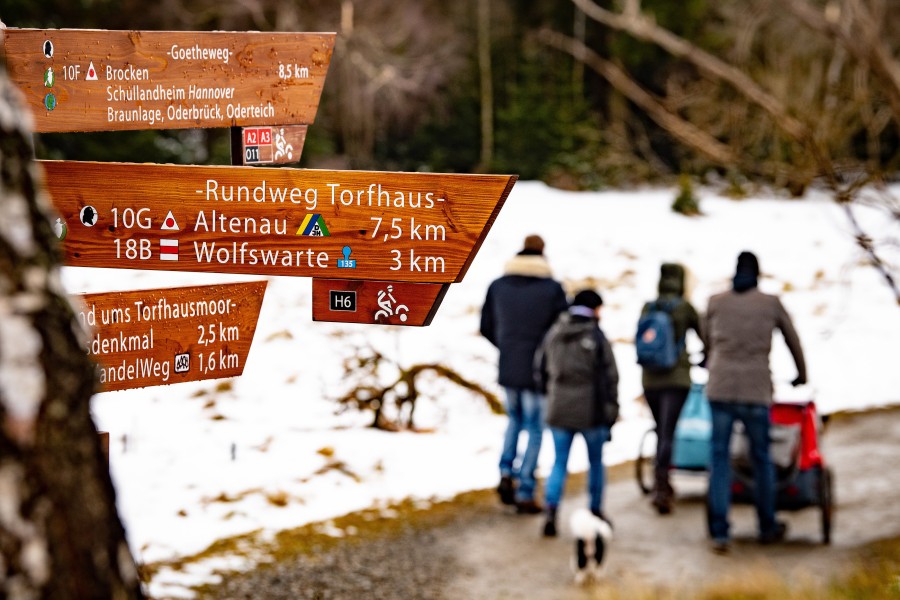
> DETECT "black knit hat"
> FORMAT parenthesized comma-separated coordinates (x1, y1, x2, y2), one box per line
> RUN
(733, 251, 759, 292)
(571, 289, 603, 309)
(736, 251, 760, 276)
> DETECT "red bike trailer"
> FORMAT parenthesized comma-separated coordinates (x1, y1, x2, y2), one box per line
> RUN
(730, 400, 834, 544)
(636, 392, 835, 544)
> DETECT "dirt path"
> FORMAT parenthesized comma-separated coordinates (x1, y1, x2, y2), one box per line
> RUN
(204, 409, 900, 599)
(440, 408, 900, 598)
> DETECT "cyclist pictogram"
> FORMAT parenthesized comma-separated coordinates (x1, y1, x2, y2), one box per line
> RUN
(375, 285, 409, 323)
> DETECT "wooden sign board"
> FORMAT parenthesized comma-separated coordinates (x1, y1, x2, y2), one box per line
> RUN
(312, 279, 448, 326)
(42, 160, 516, 284)
(238, 125, 307, 166)
(74, 281, 266, 392)
(3, 29, 334, 133)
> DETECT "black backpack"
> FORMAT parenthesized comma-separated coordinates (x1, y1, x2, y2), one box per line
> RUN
(542, 318, 618, 427)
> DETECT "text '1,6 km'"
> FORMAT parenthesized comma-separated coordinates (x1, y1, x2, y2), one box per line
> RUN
(43, 161, 516, 284)
(2, 29, 334, 133)
(75, 281, 266, 392)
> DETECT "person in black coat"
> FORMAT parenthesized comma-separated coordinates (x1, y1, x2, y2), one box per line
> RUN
(480, 234, 568, 513)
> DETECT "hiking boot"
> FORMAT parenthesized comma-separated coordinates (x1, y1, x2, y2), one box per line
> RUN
(591, 508, 614, 530)
(542, 507, 557, 537)
(497, 476, 516, 506)
(710, 538, 730, 555)
(652, 491, 673, 515)
(515, 499, 543, 514)
(759, 520, 788, 545)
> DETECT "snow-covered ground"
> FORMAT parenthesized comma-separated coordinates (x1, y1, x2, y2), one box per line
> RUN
(62, 181, 900, 597)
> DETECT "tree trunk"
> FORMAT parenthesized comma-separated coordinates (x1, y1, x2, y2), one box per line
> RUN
(0, 55, 143, 598)
(572, 6, 586, 102)
(477, 0, 494, 172)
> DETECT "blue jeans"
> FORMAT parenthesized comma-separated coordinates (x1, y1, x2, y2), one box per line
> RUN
(543, 425, 610, 513)
(708, 401, 777, 541)
(499, 388, 545, 501)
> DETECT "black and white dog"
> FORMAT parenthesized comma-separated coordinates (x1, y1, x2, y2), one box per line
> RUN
(569, 508, 613, 585)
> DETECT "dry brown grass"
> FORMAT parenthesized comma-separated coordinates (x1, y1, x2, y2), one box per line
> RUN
(553, 536, 900, 600)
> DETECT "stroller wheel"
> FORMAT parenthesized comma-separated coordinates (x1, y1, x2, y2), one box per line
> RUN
(636, 428, 657, 495)
(820, 466, 834, 545)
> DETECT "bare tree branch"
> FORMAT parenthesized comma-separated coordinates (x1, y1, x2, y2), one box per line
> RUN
(537, 28, 738, 167)
(569, 0, 812, 142)
(782, 0, 900, 125)
(558, 0, 899, 303)
(335, 346, 502, 431)
(841, 202, 900, 305)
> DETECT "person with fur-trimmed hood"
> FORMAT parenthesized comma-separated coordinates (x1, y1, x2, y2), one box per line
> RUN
(640, 262, 703, 515)
(480, 234, 568, 514)
(535, 289, 619, 537)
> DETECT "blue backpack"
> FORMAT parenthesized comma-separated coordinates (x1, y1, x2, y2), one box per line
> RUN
(635, 299, 683, 370)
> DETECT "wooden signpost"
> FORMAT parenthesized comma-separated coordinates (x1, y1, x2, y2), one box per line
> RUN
(8, 26, 515, 336)
(2, 29, 334, 133)
(41, 160, 516, 284)
(311, 279, 448, 326)
(74, 281, 266, 391)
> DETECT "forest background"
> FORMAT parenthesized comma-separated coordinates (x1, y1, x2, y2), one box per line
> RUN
(4, 0, 900, 202)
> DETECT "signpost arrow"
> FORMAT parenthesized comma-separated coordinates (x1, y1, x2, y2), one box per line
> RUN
(74, 280, 266, 392)
(42, 160, 516, 284)
(312, 279, 449, 326)
(3, 29, 334, 133)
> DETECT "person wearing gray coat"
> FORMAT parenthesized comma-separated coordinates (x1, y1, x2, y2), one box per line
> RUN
(703, 251, 807, 554)
(535, 289, 619, 537)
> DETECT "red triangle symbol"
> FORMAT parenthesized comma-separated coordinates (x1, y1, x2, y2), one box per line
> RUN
(88, 67, 95, 78)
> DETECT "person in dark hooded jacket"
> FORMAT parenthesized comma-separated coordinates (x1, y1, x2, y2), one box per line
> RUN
(639, 263, 703, 514)
(535, 289, 619, 537)
(480, 234, 568, 513)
